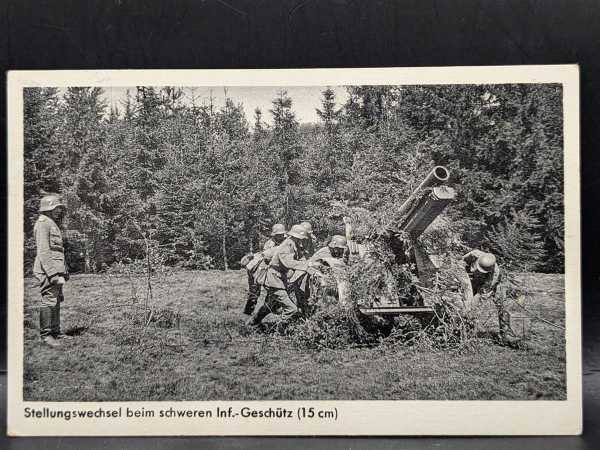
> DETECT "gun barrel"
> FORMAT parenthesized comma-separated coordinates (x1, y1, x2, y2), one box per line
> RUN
(418, 165, 450, 189)
(396, 166, 451, 217)
(401, 186, 456, 237)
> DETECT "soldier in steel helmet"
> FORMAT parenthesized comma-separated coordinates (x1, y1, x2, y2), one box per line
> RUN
(462, 249, 514, 344)
(263, 223, 286, 250)
(299, 221, 315, 258)
(33, 194, 71, 347)
(246, 224, 318, 327)
(287, 235, 350, 309)
(462, 250, 500, 296)
(241, 224, 287, 315)
(310, 235, 349, 263)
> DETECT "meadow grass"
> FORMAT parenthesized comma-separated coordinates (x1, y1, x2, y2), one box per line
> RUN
(23, 270, 566, 401)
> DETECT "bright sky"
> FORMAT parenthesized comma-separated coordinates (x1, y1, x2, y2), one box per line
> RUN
(102, 86, 349, 125)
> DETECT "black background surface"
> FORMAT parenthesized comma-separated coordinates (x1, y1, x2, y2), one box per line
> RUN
(1, 0, 599, 448)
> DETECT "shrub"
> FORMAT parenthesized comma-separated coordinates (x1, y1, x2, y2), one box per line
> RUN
(487, 209, 547, 272)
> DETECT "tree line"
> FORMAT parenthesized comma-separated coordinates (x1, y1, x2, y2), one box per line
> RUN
(23, 84, 564, 273)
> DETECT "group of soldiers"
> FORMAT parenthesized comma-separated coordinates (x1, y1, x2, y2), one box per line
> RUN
(32, 193, 508, 348)
(240, 221, 349, 328)
(239, 220, 507, 336)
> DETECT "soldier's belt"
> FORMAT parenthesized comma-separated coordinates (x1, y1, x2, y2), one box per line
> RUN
(50, 245, 64, 252)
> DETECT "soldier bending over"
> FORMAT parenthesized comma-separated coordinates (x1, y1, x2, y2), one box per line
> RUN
(246, 224, 317, 328)
(241, 224, 286, 315)
(462, 249, 515, 344)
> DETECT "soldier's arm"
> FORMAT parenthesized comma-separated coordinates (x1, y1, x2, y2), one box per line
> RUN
(461, 250, 474, 261)
(279, 248, 310, 272)
(461, 250, 480, 266)
(309, 247, 329, 262)
(263, 240, 275, 251)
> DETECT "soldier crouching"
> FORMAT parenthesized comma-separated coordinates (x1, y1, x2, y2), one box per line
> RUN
(33, 194, 71, 348)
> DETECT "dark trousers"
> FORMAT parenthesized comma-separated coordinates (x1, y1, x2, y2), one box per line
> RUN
(243, 270, 261, 315)
(37, 277, 64, 337)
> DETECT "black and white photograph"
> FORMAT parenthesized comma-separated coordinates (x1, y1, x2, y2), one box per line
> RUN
(6, 67, 581, 436)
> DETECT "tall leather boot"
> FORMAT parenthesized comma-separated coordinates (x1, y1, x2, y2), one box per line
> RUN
(243, 272, 260, 315)
(246, 291, 271, 327)
(51, 302, 72, 340)
(243, 286, 260, 315)
(39, 307, 60, 348)
(498, 310, 520, 348)
(50, 303, 60, 336)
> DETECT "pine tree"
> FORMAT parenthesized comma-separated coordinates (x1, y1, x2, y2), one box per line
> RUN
(21, 83, 565, 274)
(316, 87, 342, 135)
(486, 209, 547, 272)
(23, 88, 62, 273)
(253, 107, 267, 140)
(23, 87, 62, 232)
(269, 90, 301, 226)
(59, 87, 111, 271)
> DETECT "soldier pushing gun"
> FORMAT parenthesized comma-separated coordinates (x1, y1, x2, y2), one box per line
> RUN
(462, 249, 516, 345)
(241, 223, 287, 315)
(246, 224, 319, 328)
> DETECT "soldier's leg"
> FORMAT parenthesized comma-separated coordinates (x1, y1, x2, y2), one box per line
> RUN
(50, 297, 60, 335)
(295, 273, 311, 313)
(491, 282, 515, 344)
(39, 278, 60, 347)
(271, 289, 298, 322)
(459, 271, 475, 311)
(247, 288, 273, 326)
(243, 270, 260, 315)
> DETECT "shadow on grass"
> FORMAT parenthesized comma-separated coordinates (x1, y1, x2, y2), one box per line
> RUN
(64, 325, 88, 336)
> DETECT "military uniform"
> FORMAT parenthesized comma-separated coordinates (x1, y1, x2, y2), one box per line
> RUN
(33, 214, 69, 339)
(310, 246, 333, 261)
(242, 244, 278, 315)
(462, 249, 511, 342)
(249, 236, 309, 325)
(463, 249, 501, 296)
(299, 222, 315, 258)
(293, 241, 349, 304)
(263, 238, 277, 251)
(288, 246, 335, 306)
(303, 236, 315, 259)
(242, 224, 287, 315)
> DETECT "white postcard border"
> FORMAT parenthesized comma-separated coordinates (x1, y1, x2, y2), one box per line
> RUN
(7, 65, 581, 436)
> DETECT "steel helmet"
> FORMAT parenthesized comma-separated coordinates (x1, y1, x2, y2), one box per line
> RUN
(476, 253, 496, 273)
(287, 224, 308, 239)
(328, 235, 348, 250)
(300, 221, 313, 233)
(39, 194, 65, 212)
(271, 223, 286, 236)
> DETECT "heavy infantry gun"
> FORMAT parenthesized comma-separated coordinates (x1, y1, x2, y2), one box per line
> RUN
(309, 166, 457, 323)
(356, 165, 456, 318)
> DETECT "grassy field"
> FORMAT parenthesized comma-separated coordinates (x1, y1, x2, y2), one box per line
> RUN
(23, 270, 566, 401)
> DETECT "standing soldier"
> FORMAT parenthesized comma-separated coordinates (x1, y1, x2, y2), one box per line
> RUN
(246, 224, 316, 328)
(461, 249, 514, 344)
(241, 224, 287, 315)
(33, 194, 70, 348)
(300, 221, 315, 258)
